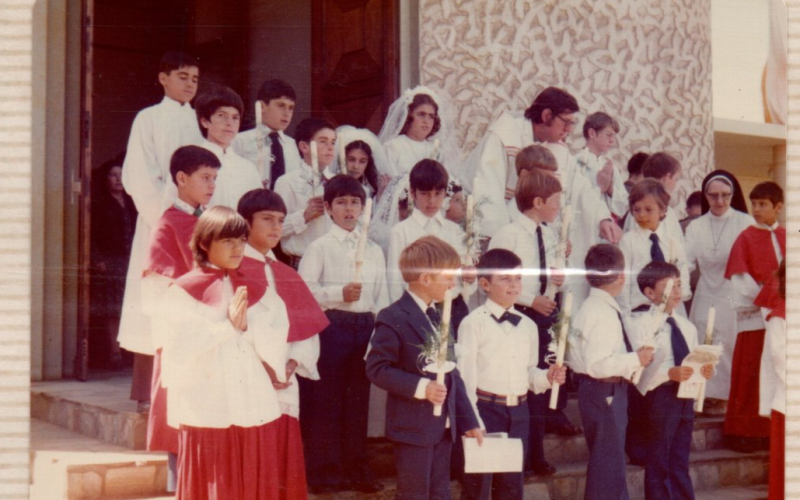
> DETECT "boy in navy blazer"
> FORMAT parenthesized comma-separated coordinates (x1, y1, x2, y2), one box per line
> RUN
(367, 235, 483, 500)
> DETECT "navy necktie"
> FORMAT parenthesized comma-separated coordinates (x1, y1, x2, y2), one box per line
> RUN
(192, 207, 203, 218)
(666, 317, 690, 366)
(616, 312, 634, 353)
(536, 225, 547, 295)
(426, 306, 441, 329)
(649, 233, 666, 263)
(492, 311, 522, 326)
(268, 132, 285, 190)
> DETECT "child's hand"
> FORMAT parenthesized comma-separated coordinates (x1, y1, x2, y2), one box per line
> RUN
(425, 381, 447, 405)
(637, 346, 654, 367)
(532, 296, 557, 316)
(599, 219, 622, 244)
(565, 239, 572, 258)
(700, 364, 713, 380)
(549, 268, 566, 288)
(668, 366, 693, 382)
(464, 428, 485, 446)
(303, 196, 326, 222)
(228, 286, 249, 331)
(547, 364, 567, 385)
(596, 159, 614, 195)
(343, 282, 363, 302)
(462, 265, 477, 284)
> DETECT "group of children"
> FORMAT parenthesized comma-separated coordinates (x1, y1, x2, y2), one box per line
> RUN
(112, 50, 786, 500)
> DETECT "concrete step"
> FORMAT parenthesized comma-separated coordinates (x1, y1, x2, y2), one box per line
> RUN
(29, 418, 168, 500)
(695, 484, 768, 500)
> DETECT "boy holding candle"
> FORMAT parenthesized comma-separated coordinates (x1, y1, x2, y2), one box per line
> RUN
(366, 235, 483, 500)
(627, 261, 713, 500)
(566, 244, 654, 500)
(574, 112, 628, 221)
(297, 175, 388, 494)
(457, 248, 566, 500)
(488, 168, 572, 476)
(274, 117, 336, 269)
(233, 79, 302, 189)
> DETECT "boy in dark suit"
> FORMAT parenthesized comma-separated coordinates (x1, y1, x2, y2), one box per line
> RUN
(366, 235, 483, 500)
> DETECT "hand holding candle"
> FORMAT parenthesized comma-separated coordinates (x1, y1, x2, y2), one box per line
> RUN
(434, 289, 453, 416)
(310, 140, 320, 193)
(549, 292, 573, 409)
(353, 198, 373, 284)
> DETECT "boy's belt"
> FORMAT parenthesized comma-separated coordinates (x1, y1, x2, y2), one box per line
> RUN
(476, 389, 527, 406)
(575, 373, 627, 384)
(286, 254, 302, 270)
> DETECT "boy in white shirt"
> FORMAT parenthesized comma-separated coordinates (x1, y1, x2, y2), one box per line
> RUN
(624, 152, 685, 246)
(274, 117, 336, 268)
(387, 159, 476, 335)
(297, 175, 388, 494)
(574, 112, 628, 221)
(457, 248, 565, 500)
(232, 79, 302, 189)
(194, 86, 262, 210)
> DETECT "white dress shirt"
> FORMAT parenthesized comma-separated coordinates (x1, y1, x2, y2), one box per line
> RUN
(387, 209, 473, 302)
(626, 305, 698, 394)
(202, 140, 262, 210)
(618, 222, 691, 313)
(457, 299, 551, 429)
(274, 161, 331, 257)
(488, 214, 562, 307)
(573, 148, 629, 219)
(298, 223, 389, 314)
(566, 287, 641, 379)
(231, 127, 302, 185)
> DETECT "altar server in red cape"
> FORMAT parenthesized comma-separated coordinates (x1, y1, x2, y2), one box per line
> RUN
(723, 181, 784, 452)
(141, 145, 220, 491)
(237, 188, 330, 500)
(153, 206, 286, 500)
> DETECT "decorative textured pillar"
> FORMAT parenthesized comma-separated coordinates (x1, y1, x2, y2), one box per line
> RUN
(420, 0, 713, 211)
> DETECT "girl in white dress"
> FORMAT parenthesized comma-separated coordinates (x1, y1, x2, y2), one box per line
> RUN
(685, 170, 753, 409)
(378, 86, 462, 180)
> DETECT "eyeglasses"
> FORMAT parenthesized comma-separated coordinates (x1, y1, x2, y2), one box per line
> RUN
(706, 193, 732, 201)
(555, 115, 579, 129)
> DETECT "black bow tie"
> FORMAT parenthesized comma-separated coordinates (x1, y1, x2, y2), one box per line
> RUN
(492, 311, 522, 326)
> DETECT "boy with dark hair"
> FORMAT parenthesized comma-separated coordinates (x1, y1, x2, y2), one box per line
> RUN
(566, 244, 654, 500)
(366, 235, 483, 500)
(119, 50, 203, 411)
(723, 181, 785, 452)
(233, 79, 302, 189)
(193, 86, 262, 210)
(680, 191, 703, 233)
(575, 111, 628, 220)
(628, 261, 713, 500)
(297, 175, 388, 494)
(457, 248, 566, 500)
(236, 187, 330, 500)
(141, 145, 220, 492)
(387, 159, 476, 335)
(274, 118, 337, 268)
(624, 152, 649, 193)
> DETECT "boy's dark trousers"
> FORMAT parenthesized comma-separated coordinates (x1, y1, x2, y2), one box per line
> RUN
(625, 385, 647, 465)
(577, 375, 630, 500)
(643, 382, 695, 500)
(394, 430, 453, 500)
(298, 309, 375, 488)
(462, 400, 529, 500)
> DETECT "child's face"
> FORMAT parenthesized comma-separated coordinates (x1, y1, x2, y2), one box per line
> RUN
(587, 126, 617, 155)
(247, 210, 285, 253)
(751, 198, 782, 226)
(534, 191, 561, 224)
(705, 180, 733, 217)
(412, 189, 446, 218)
(261, 97, 295, 132)
(177, 165, 217, 208)
(479, 267, 522, 310)
(423, 269, 456, 303)
(325, 195, 363, 231)
(406, 103, 437, 141)
(645, 276, 682, 312)
(205, 235, 247, 270)
(301, 128, 336, 170)
(201, 106, 241, 148)
(660, 171, 680, 194)
(159, 66, 199, 104)
(345, 147, 369, 180)
(632, 194, 665, 232)
(445, 192, 466, 224)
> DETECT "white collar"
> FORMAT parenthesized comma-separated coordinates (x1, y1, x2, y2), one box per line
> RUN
(174, 198, 200, 215)
(516, 213, 543, 236)
(202, 140, 229, 161)
(588, 287, 622, 314)
(244, 243, 277, 263)
(408, 290, 433, 312)
(631, 220, 665, 239)
(707, 208, 733, 221)
(329, 223, 359, 242)
(411, 208, 444, 228)
(484, 298, 516, 319)
(754, 221, 780, 231)
(161, 95, 192, 111)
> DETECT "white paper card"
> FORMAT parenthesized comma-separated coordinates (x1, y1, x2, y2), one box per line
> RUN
(678, 344, 723, 399)
(463, 434, 523, 473)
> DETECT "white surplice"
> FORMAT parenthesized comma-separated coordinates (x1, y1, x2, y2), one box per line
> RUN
(231, 127, 302, 186)
(202, 140, 262, 210)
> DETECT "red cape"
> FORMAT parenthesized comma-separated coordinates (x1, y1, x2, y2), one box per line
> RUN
(756, 273, 781, 311)
(174, 266, 266, 308)
(725, 225, 785, 284)
(145, 207, 197, 279)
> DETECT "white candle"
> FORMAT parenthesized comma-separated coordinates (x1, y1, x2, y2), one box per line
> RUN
(657, 278, 675, 313)
(545, 205, 572, 300)
(434, 289, 453, 416)
(255, 101, 265, 180)
(431, 138, 440, 160)
(339, 140, 347, 174)
(353, 198, 373, 283)
(310, 140, 319, 192)
(705, 306, 716, 345)
(464, 194, 475, 264)
(549, 291, 573, 409)
(560, 205, 572, 243)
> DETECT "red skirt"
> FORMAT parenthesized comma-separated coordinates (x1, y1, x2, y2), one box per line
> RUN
(723, 329, 771, 437)
(769, 410, 784, 500)
(147, 349, 179, 453)
(273, 415, 308, 500)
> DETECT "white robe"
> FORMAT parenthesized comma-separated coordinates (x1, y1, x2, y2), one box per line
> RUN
(684, 209, 753, 400)
(118, 96, 203, 354)
(573, 148, 629, 219)
(202, 141, 262, 210)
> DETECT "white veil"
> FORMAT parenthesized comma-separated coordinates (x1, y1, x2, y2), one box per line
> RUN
(377, 85, 465, 182)
(332, 125, 390, 176)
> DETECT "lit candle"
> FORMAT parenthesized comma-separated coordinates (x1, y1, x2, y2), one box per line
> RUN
(255, 101, 265, 181)
(339, 139, 347, 174)
(549, 291, 573, 409)
(704, 306, 716, 345)
(310, 140, 319, 193)
(657, 278, 675, 313)
(353, 198, 373, 283)
(434, 289, 453, 417)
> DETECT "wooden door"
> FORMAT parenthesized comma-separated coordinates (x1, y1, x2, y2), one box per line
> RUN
(311, 0, 398, 133)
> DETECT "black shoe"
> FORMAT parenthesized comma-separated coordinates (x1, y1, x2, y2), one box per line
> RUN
(347, 480, 385, 494)
(552, 422, 582, 436)
(531, 462, 557, 476)
(725, 436, 760, 453)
